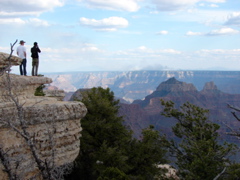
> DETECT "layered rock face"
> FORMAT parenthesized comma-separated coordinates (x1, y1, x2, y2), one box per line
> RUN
(0, 55, 87, 179)
(120, 78, 240, 140)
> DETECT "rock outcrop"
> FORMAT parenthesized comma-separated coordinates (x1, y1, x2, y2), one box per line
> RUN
(201, 81, 221, 94)
(0, 52, 23, 68)
(0, 53, 87, 179)
(156, 77, 197, 92)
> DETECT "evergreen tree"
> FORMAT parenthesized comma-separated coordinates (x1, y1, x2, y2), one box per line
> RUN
(126, 125, 168, 179)
(71, 87, 132, 179)
(67, 87, 168, 179)
(161, 100, 235, 180)
(219, 163, 240, 180)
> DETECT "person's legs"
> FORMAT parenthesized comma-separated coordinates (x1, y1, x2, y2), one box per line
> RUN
(32, 59, 35, 76)
(19, 59, 24, 75)
(35, 59, 39, 76)
(32, 58, 38, 76)
(22, 59, 27, 76)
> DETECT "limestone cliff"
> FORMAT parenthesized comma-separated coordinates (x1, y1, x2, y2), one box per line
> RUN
(0, 53, 87, 179)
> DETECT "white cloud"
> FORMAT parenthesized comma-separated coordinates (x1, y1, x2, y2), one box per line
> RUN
(186, 28, 239, 36)
(43, 43, 102, 55)
(129, 46, 181, 55)
(206, 27, 239, 36)
(152, 0, 198, 11)
(171, 9, 230, 24)
(160, 49, 181, 54)
(28, 18, 50, 27)
(80, 17, 129, 31)
(156, 30, 168, 35)
(197, 49, 226, 54)
(0, 11, 40, 17)
(208, 4, 219, 8)
(80, 44, 102, 52)
(80, 0, 140, 12)
(138, 46, 147, 51)
(0, 17, 50, 27)
(195, 49, 240, 61)
(203, 0, 225, 3)
(186, 31, 203, 36)
(225, 12, 240, 26)
(0, 0, 64, 17)
(150, 11, 159, 14)
(151, 0, 225, 11)
(0, 18, 26, 25)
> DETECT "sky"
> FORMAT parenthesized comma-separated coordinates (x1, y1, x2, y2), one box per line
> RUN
(0, 0, 240, 74)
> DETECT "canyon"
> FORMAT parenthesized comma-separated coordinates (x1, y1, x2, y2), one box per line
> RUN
(45, 70, 240, 103)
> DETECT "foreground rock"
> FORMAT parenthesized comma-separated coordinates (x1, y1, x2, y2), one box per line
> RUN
(0, 52, 22, 68)
(0, 67, 87, 178)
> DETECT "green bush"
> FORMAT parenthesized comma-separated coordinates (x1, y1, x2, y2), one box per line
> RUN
(34, 84, 45, 96)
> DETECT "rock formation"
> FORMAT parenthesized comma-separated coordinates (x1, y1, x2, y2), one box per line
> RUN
(201, 81, 221, 94)
(0, 52, 87, 179)
(120, 78, 240, 142)
(156, 77, 197, 92)
(0, 52, 22, 68)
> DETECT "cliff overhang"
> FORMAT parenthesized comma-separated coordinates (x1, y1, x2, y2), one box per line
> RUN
(0, 52, 87, 179)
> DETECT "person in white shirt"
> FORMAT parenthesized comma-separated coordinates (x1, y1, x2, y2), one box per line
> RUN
(17, 40, 27, 76)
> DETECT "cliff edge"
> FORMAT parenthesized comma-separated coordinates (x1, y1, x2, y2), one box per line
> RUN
(0, 52, 87, 179)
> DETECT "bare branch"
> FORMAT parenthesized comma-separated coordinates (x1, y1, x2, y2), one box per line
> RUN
(0, 146, 17, 180)
(213, 167, 226, 180)
(231, 111, 240, 122)
(227, 104, 240, 113)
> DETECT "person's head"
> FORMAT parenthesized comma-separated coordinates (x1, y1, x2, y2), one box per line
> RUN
(19, 40, 25, 45)
(34, 42, 38, 46)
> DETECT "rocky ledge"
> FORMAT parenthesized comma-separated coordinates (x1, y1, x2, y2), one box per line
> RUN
(0, 53, 87, 179)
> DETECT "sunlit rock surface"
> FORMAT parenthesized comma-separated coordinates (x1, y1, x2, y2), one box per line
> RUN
(0, 58, 87, 179)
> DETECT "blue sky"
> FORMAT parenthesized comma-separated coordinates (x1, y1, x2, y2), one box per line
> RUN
(0, 0, 240, 73)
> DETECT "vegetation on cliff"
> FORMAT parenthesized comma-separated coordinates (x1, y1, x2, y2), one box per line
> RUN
(34, 84, 45, 96)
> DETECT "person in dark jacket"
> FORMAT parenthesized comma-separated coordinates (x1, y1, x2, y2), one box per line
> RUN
(31, 42, 41, 76)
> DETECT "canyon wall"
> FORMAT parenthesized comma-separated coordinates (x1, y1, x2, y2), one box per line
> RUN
(45, 71, 240, 102)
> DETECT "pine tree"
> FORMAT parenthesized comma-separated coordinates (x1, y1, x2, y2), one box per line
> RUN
(126, 125, 169, 179)
(72, 87, 132, 179)
(161, 100, 235, 180)
(67, 87, 168, 179)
